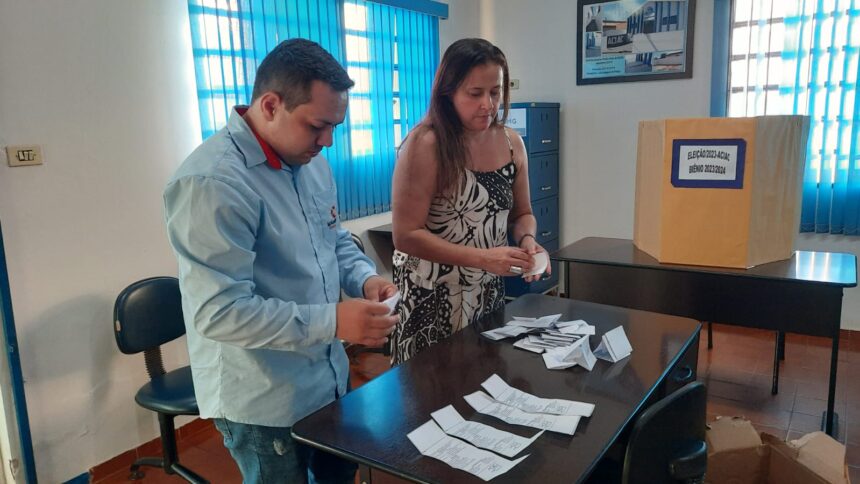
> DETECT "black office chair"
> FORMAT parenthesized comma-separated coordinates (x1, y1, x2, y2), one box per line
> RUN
(113, 276, 208, 484)
(622, 381, 707, 484)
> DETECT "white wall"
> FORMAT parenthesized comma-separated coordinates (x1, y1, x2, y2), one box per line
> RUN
(478, 0, 860, 330)
(0, 1, 206, 482)
(0, 0, 478, 481)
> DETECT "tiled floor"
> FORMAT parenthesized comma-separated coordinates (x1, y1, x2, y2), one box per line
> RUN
(95, 324, 860, 483)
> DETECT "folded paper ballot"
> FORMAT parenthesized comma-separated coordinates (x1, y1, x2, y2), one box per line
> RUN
(382, 291, 401, 315)
(464, 391, 581, 435)
(523, 251, 549, 277)
(430, 405, 543, 458)
(481, 374, 595, 417)
(407, 420, 528, 481)
(481, 325, 531, 341)
(556, 320, 596, 336)
(513, 338, 547, 353)
(506, 314, 562, 328)
(594, 326, 633, 363)
(542, 336, 597, 371)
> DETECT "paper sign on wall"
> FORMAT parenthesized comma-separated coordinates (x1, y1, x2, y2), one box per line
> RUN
(671, 139, 747, 189)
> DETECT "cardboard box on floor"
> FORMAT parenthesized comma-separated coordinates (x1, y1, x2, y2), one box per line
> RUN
(706, 416, 850, 484)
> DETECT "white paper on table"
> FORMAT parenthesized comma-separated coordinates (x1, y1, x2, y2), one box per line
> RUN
(481, 374, 595, 417)
(481, 325, 530, 341)
(542, 351, 578, 370)
(594, 326, 633, 363)
(541, 333, 580, 344)
(546, 337, 597, 371)
(513, 338, 546, 353)
(527, 335, 572, 348)
(407, 420, 529, 481)
(506, 314, 562, 328)
(382, 291, 401, 315)
(430, 405, 543, 458)
(522, 251, 549, 277)
(464, 391, 580, 435)
(557, 320, 596, 336)
(554, 320, 585, 329)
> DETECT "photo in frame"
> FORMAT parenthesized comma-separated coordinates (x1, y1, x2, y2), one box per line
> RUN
(576, 0, 696, 85)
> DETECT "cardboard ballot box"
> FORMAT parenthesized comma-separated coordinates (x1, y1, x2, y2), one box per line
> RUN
(634, 116, 810, 268)
(706, 417, 850, 484)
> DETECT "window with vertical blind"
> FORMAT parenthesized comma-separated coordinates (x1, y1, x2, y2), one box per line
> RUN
(722, 0, 860, 234)
(187, 0, 441, 220)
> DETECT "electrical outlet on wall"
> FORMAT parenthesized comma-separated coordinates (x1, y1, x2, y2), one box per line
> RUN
(510, 79, 520, 90)
(5, 145, 43, 167)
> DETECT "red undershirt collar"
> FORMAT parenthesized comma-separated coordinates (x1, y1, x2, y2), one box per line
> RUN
(236, 107, 281, 170)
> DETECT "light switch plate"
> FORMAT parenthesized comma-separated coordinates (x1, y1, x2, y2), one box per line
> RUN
(6, 145, 43, 167)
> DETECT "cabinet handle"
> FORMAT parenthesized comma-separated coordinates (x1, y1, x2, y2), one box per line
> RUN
(541, 139, 552, 144)
(541, 231, 552, 237)
(540, 185, 552, 191)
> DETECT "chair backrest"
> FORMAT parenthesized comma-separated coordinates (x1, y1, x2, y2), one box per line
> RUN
(622, 381, 707, 484)
(113, 276, 186, 355)
(350, 232, 365, 253)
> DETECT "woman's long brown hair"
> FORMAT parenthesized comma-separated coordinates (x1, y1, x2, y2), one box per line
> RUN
(417, 38, 511, 195)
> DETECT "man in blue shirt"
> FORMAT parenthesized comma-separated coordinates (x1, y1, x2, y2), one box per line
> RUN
(164, 38, 398, 483)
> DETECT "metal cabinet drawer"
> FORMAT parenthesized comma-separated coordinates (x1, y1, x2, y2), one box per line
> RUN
(532, 197, 559, 245)
(527, 108, 559, 154)
(528, 152, 558, 201)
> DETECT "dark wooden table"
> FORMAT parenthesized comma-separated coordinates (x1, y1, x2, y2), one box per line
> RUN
(293, 294, 701, 483)
(551, 236, 857, 436)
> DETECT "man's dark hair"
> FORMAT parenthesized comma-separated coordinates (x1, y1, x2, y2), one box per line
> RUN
(251, 38, 354, 110)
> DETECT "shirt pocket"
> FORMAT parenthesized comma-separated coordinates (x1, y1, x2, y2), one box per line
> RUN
(312, 188, 338, 247)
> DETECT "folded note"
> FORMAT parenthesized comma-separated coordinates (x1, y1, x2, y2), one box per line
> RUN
(543, 337, 597, 371)
(382, 291, 401, 315)
(407, 420, 528, 482)
(523, 251, 549, 277)
(481, 374, 594, 417)
(430, 405, 543, 458)
(481, 325, 531, 341)
(464, 391, 580, 435)
(506, 314, 562, 328)
(556, 320, 596, 336)
(594, 326, 633, 363)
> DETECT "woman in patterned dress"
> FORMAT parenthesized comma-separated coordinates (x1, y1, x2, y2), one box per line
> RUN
(390, 38, 550, 364)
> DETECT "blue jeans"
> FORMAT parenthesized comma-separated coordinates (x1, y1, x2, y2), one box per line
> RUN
(213, 419, 357, 484)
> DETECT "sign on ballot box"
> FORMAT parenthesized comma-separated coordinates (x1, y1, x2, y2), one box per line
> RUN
(633, 116, 810, 268)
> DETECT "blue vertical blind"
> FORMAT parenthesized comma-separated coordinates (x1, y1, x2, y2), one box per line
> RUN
(725, 0, 860, 234)
(187, 0, 439, 220)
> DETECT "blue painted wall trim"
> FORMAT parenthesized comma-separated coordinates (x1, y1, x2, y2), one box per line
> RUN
(0, 221, 37, 483)
(366, 0, 448, 18)
(62, 472, 89, 484)
(710, 0, 732, 117)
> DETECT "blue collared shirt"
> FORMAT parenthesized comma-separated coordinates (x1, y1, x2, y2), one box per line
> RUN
(164, 107, 376, 427)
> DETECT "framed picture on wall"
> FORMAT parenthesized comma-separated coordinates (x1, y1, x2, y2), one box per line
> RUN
(576, 0, 696, 85)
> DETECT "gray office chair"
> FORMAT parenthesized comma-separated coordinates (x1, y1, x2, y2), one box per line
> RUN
(622, 381, 707, 484)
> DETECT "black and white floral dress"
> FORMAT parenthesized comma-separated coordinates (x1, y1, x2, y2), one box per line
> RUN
(392, 141, 516, 364)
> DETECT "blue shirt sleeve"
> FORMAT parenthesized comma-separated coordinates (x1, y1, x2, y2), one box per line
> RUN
(334, 226, 377, 298)
(164, 175, 337, 349)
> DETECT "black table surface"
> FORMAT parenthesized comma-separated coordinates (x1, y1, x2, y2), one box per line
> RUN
(292, 294, 701, 483)
(552, 237, 857, 287)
